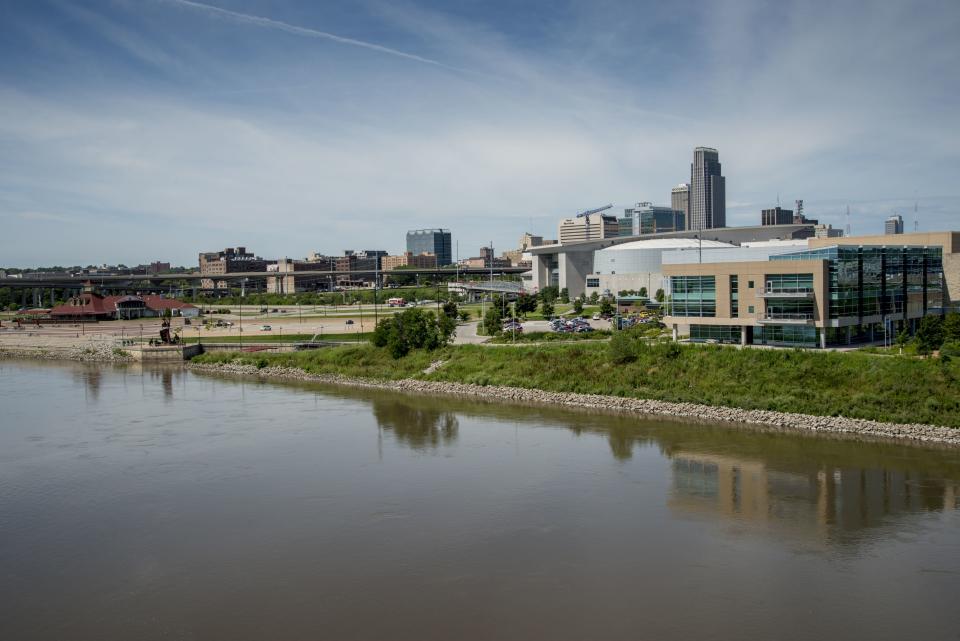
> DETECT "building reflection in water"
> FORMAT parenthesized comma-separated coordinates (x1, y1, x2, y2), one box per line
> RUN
(146, 367, 184, 401)
(668, 450, 959, 544)
(371, 397, 459, 450)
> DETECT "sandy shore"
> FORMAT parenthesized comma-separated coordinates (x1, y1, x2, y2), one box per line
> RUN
(186, 361, 960, 447)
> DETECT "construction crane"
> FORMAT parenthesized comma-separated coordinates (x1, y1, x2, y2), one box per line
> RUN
(575, 204, 613, 218)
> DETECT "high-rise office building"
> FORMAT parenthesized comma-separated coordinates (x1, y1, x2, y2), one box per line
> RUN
(689, 147, 726, 231)
(671, 183, 690, 223)
(761, 207, 794, 226)
(885, 215, 904, 235)
(558, 213, 619, 244)
(620, 202, 686, 236)
(406, 229, 452, 266)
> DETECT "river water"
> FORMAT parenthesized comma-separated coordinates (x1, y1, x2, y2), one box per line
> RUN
(1, 360, 959, 640)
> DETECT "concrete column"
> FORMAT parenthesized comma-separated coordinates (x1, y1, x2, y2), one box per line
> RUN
(819, 330, 826, 349)
(672, 326, 678, 341)
(740, 326, 747, 346)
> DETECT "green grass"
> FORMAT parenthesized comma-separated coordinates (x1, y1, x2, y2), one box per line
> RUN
(192, 340, 960, 427)
(193, 343, 432, 379)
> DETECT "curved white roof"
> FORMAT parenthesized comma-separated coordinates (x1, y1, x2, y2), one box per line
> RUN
(602, 238, 734, 251)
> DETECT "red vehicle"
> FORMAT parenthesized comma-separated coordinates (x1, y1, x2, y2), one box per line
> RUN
(387, 297, 406, 307)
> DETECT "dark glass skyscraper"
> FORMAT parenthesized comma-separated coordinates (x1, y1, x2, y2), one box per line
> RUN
(689, 147, 726, 231)
(406, 229, 452, 266)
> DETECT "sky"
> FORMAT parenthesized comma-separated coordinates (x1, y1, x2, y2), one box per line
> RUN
(1, 0, 959, 267)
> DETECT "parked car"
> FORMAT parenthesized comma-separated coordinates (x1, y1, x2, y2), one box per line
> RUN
(345, 319, 355, 325)
(271, 308, 279, 313)
(260, 325, 272, 331)
(592, 313, 601, 320)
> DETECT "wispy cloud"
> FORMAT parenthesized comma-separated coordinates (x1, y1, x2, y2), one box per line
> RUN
(14, 211, 76, 224)
(159, 0, 461, 71)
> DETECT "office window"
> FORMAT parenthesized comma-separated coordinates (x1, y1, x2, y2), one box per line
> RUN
(586, 278, 600, 288)
(669, 276, 716, 317)
(748, 305, 754, 314)
(748, 280, 754, 289)
(730, 275, 739, 317)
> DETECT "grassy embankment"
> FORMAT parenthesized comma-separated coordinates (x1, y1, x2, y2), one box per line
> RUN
(192, 340, 960, 427)
(181, 332, 372, 344)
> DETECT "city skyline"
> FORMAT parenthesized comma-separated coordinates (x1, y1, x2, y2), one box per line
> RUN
(2, 0, 959, 266)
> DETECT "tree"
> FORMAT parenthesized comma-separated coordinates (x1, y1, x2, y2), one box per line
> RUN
(559, 287, 570, 303)
(458, 310, 471, 322)
(943, 312, 960, 343)
(655, 288, 666, 303)
(483, 305, 503, 336)
(540, 299, 555, 318)
(442, 300, 458, 319)
(572, 298, 584, 315)
(371, 308, 455, 358)
(914, 314, 945, 354)
(639, 287, 648, 298)
(599, 298, 614, 316)
(540, 286, 559, 304)
(514, 293, 537, 318)
(896, 326, 910, 349)
(588, 291, 599, 305)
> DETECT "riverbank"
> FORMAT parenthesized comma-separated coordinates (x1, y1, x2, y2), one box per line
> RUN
(0, 342, 133, 363)
(187, 356, 960, 447)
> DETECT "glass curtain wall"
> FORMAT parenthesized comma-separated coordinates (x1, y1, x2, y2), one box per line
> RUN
(670, 276, 716, 317)
(690, 325, 740, 343)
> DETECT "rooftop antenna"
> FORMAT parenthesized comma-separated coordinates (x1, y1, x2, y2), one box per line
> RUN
(914, 198, 919, 232)
(845, 205, 851, 237)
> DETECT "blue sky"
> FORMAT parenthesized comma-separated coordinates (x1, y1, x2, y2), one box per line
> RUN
(1, 0, 958, 266)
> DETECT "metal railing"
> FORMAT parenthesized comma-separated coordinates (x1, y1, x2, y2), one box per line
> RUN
(757, 286, 814, 296)
(762, 312, 814, 321)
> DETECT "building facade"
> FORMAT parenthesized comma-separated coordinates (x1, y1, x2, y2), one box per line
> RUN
(620, 203, 686, 236)
(689, 147, 726, 231)
(886, 215, 905, 235)
(381, 252, 438, 271)
(406, 229, 452, 267)
(761, 207, 794, 226)
(663, 243, 945, 348)
(198, 247, 269, 289)
(558, 213, 619, 244)
(671, 184, 690, 224)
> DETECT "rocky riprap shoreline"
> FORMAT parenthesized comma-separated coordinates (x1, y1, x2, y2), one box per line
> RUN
(189, 361, 960, 447)
(0, 344, 134, 363)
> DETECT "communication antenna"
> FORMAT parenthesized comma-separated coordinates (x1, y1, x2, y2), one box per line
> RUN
(914, 200, 919, 232)
(845, 205, 851, 237)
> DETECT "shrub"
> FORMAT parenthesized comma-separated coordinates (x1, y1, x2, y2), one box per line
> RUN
(940, 340, 960, 358)
(482, 305, 503, 337)
(608, 331, 637, 364)
(914, 315, 945, 354)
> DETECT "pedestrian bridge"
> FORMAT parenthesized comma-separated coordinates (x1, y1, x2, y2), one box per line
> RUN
(448, 280, 528, 301)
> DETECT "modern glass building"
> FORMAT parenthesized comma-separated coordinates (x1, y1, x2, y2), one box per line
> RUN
(619, 203, 686, 236)
(406, 229, 452, 267)
(662, 243, 945, 348)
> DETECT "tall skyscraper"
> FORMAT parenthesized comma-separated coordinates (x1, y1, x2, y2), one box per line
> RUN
(671, 183, 690, 224)
(406, 229, 452, 266)
(689, 147, 726, 231)
(885, 215, 904, 235)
